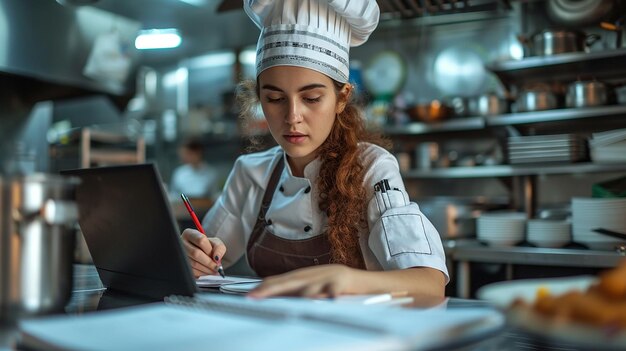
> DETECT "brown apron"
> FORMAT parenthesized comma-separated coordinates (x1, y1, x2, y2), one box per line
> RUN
(246, 156, 331, 277)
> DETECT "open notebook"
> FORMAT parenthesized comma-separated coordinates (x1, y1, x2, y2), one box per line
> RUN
(20, 294, 504, 351)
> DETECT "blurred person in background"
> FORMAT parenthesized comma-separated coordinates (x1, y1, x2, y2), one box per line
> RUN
(169, 138, 220, 201)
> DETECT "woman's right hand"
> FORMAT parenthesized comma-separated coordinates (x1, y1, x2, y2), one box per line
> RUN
(181, 228, 227, 278)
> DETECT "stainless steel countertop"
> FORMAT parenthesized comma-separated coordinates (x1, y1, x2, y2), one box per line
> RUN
(445, 240, 625, 267)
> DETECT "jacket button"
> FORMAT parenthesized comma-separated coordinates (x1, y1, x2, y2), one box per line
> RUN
(266, 219, 273, 225)
(279, 185, 284, 192)
(304, 225, 312, 232)
(304, 186, 311, 194)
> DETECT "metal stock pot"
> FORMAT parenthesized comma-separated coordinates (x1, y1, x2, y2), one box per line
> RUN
(0, 174, 79, 322)
(515, 89, 559, 112)
(566, 80, 609, 108)
(519, 29, 599, 56)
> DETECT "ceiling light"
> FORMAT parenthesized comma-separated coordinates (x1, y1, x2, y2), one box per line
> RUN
(178, 0, 207, 6)
(135, 29, 182, 50)
(239, 49, 256, 65)
(187, 52, 236, 69)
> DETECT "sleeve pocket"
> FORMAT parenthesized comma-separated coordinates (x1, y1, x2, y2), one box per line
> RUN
(369, 203, 432, 260)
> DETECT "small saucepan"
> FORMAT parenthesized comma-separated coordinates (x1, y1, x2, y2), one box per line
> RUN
(518, 29, 600, 57)
(406, 100, 453, 123)
(566, 80, 609, 108)
(468, 93, 509, 116)
(515, 89, 559, 112)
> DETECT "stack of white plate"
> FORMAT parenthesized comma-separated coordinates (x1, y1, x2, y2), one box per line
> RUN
(589, 129, 626, 163)
(572, 197, 626, 250)
(507, 134, 587, 164)
(526, 219, 570, 248)
(477, 212, 526, 247)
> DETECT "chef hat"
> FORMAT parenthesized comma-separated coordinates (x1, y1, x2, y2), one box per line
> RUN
(244, 0, 379, 83)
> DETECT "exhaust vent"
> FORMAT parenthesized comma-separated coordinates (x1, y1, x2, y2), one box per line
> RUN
(378, 0, 510, 20)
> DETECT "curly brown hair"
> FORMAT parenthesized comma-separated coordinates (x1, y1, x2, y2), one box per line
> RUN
(236, 79, 390, 269)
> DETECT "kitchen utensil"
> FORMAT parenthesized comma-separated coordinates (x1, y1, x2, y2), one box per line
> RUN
(566, 80, 609, 108)
(406, 100, 453, 123)
(518, 29, 599, 57)
(571, 197, 626, 250)
(468, 93, 509, 116)
(445, 96, 471, 118)
(515, 89, 559, 112)
(0, 174, 80, 322)
(600, 17, 624, 49)
(592, 228, 626, 241)
(432, 45, 489, 97)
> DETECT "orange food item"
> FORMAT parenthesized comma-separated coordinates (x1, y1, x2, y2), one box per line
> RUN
(536, 286, 550, 300)
(514, 259, 626, 329)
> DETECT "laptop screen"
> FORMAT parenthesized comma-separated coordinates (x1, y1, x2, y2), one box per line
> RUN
(61, 164, 197, 300)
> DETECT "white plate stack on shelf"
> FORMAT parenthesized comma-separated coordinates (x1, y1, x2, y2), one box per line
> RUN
(477, 212, 526, 247)
(507, 134, 587, 164)
(526, 219, 571, 248)
(571, 197, 626, 250)
(589, 128, 626, 163)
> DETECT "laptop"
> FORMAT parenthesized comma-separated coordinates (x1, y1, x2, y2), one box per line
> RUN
(61, 164, 198, 300)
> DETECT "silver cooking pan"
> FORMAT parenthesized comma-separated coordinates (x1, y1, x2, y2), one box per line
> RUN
(566, 80, 609, 108)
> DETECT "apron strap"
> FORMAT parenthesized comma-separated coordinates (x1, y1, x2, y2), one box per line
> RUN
(247, 154, 285, 252)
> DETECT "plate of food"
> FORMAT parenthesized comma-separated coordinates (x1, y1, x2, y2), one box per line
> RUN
(476, 275, 596, 309)
(478, 261, 626, 350)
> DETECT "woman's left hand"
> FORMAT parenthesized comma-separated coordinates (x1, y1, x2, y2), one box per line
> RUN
(248, 264, 357, 299)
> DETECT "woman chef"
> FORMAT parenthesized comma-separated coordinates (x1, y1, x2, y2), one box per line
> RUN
(181, 0, 449, 298)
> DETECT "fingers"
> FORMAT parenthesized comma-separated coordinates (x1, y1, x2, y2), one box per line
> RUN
(248, 265, 353, 299)
(182, 240, 215, 274)
(181, 229, 227, 275)
(189, 260, 211, 278)
(183, 228, 214, 256)
(207, 237, 227, 264)
(248, 277, 307, 298)
(247, 272, 324, 298)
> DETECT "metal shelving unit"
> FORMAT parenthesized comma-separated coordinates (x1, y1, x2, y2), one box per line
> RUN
(487, 48, 626, 86)
(385, 105, 626, 135)
(486, 105, 626, 126)
(402, 163, 626, 179)
(385, 116, 485, 135)
(390, 49, 626, 220)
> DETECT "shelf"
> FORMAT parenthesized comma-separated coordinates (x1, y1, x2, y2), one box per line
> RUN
(486, 104, 626, 126)
(452, 244, 624, 268)
(403, 162, 626, 179)
(383, 105, 626, 136)
(487, 48, 626, 85)
(384, 117, 485, 135)
(89, 150, 142, 164)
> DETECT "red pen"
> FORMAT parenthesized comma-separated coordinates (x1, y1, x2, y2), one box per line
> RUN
(180, 193, 225, 278)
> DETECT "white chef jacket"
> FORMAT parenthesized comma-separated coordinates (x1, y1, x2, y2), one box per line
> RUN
(202, 143, 449, 282)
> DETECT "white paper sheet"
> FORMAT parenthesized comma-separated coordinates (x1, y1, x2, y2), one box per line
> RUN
(195, 275, 261, 288)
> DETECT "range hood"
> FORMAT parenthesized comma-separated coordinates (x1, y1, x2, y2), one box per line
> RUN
(0, 0, 141, 105)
